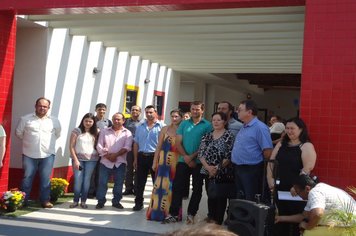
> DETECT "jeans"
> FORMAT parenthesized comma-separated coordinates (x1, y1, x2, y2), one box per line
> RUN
(88, 157, 101, 197)
(233, 162, 264, 201)
(170, 162, 204, 217)
(134, 153, 155, 206)
(96, 163, 126, 205)
(72, 160, 97, 203)
(21, 154, 55, 203)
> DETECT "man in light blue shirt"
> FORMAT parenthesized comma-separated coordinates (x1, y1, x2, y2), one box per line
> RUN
(231, 100, 273, 201)
(132, 105, 164, 211)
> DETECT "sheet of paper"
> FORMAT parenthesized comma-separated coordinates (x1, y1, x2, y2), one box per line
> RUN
(278, 191, 305, 201)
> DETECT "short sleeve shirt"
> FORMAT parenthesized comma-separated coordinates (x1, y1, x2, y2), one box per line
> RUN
(231, 117, 273, 165)
(198, 130, 234, 175)
(72, 128, 99, 161)
(134, 120, 164, 153)
(177, 118, 213, 163)
(228, 118, 243, 137)
(305, 183, 356, 212)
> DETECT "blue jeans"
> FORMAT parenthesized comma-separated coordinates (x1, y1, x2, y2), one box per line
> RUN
(233, 162, 264, 201)
(96, 163, 126, 205)
(72, 160, 97, 203)
(21, 154, 55, 203)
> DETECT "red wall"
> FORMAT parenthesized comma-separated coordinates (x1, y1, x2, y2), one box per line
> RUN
(301, 0, 356, 187)
(0, 11, 16, 192)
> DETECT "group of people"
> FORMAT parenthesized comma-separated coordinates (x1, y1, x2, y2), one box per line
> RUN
(266, 116, 356, 235)
(6, 96, 355, 236)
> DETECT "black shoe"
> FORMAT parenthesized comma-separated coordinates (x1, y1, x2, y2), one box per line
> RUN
(132, 204, 143, 211)
(112, 203, 124, 209)
(162, 215, 179, 224)
(122, 190, 134, 196)
(96, 203, 104, 209)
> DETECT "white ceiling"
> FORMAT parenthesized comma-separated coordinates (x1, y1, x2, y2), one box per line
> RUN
(24, 5, 305, 89)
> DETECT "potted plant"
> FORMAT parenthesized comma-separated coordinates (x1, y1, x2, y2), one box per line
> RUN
(50, 178, 69, 202)
(304, 187, 356, 236)
(0, 188, 26, 212)
(323, 187, 356, 236)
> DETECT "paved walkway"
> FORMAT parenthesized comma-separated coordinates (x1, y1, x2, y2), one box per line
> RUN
(16, 179, 209, 235)
(0, 217, 151, 236)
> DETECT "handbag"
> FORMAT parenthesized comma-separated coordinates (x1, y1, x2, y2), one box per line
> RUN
(207, 164, 236, 199)
(207, 178, 236, 199)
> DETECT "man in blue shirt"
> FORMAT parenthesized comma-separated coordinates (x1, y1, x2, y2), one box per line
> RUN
(231, 100, 273, 201)
(163, 101, 212, 224)
(132, 105, 163, 211)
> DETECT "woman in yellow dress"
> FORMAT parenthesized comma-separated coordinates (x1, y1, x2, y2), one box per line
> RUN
(146, 109, 183, 221)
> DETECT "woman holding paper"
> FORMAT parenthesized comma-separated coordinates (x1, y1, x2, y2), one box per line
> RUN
(267, 117, 317, 236)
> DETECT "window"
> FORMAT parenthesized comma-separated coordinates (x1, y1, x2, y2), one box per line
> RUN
(124, 85, 139, 117)
(178, 101, 191, 113)
(154, 91, 165, 120)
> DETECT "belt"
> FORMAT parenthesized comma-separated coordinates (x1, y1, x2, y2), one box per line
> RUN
(139, 152, 155, 157)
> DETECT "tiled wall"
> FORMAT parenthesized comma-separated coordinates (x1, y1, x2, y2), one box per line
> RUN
(301, 0, 356, 188)
(0, 11, 16, 192)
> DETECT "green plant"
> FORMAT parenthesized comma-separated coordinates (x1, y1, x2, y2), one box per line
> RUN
(0, 192, 74, 217)
(0, 188, 26, 212)
(50, 178, 69, 201)
(324, 186, 356, 236)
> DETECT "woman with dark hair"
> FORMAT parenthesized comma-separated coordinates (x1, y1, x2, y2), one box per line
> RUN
(267, 117, 317, 236)
(198, 112, 235, 224)
(69, 113, 99, 208)
(146, 108, 183, 221)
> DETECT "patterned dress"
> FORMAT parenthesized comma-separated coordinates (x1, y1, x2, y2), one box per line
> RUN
(146, 133, 181, 221)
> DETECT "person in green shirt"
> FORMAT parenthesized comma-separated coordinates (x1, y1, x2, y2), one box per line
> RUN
(163, 101, 212, 224)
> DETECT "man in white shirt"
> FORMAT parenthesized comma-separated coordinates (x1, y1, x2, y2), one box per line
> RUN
(16, 97, 61, 208)
(276, 174, 356, 232)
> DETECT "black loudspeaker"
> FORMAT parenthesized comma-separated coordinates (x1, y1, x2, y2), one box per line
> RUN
(227, 199, 270, 236)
